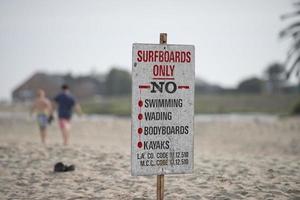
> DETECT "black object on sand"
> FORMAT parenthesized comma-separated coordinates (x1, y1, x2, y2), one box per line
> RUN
(54, 162, 75, 172)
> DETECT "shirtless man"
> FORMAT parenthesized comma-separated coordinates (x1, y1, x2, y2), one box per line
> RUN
(31, 89, 52, 144)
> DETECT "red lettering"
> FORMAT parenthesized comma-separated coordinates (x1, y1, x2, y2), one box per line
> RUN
(137, 50, 191, 63)
(159, 51, 164, 62)
(169, 51, 174, 62)
(170, 65, 175, 76)
(154, 51, 159, 62)
(165, 51, 170, 62)
(152, 65, 175, 77)
(180, 52, 186, 63)
(148, 51, 154, 62)
(186, 51, 191, 63)
(137, 50, 142, 62)
(175, 52, 180, 62)
(153, 65, 159, 76)
(161, 65, 165, 76)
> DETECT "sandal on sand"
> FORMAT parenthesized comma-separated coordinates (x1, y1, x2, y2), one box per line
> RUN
(66, 164, 75, 171)
(54, 162, 75, 172)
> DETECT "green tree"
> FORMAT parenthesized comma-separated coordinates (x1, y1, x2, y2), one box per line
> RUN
(280, 1, 300, 79)
(237, 77, 264, 93)
(105, 68, 131, 96)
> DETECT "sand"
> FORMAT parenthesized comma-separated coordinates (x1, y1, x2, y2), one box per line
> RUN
(0, 113, 300, 200)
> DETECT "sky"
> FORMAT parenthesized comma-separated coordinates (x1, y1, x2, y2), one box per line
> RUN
(0, 0, 294, 100)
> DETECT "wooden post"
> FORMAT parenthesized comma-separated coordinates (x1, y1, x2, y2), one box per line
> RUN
(157, 32, 167, 200)
(157, 174, 164, 200)
(160, 33, 167, 44)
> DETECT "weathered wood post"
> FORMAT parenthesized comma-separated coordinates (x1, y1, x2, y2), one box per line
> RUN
(157, 32, 167, 200)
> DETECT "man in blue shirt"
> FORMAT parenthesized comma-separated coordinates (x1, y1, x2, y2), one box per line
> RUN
(53, 84, 82, 145)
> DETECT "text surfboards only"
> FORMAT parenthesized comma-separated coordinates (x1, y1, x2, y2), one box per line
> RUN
(131, 43, 195, 176)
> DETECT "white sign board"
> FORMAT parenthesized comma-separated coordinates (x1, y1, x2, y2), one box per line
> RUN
(131, 43, 195, 176)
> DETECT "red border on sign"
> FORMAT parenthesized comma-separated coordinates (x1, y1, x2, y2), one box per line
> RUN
(139, 85, 151, 89)
(152, 77, 175, 80)
(178, 86, 190, 89)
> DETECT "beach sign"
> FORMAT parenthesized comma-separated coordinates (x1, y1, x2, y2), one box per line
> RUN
(131, 37, 195, 176)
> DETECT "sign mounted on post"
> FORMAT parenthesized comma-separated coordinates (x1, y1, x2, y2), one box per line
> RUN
(131, 42, 195, 176)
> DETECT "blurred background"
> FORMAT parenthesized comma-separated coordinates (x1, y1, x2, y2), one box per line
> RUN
(1, 1, 300, 199)
(0, 0, 299, 115)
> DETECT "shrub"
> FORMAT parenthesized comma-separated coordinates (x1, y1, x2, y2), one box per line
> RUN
(291, 100, 300, 115)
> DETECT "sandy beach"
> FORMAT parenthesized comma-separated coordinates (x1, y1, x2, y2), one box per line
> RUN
(0, 113, 300, 199)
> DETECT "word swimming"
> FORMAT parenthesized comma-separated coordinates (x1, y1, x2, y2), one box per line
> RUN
(144, 99, 183, 108)
(137, 50, 191, 63)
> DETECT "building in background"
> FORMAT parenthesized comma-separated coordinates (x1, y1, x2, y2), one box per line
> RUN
(12, 72, 105, 102)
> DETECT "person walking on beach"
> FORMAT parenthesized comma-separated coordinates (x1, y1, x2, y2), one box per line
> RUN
(31, 89, 53, 144)
(53, 84, 82, 145)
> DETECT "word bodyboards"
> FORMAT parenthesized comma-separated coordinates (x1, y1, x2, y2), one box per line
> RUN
(131, 43, 195, 176)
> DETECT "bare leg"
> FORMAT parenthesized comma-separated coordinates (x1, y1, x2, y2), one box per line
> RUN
(59, 119, 71, 145)
(61, 128, 69, 146)
(40, 128, 47, 144)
